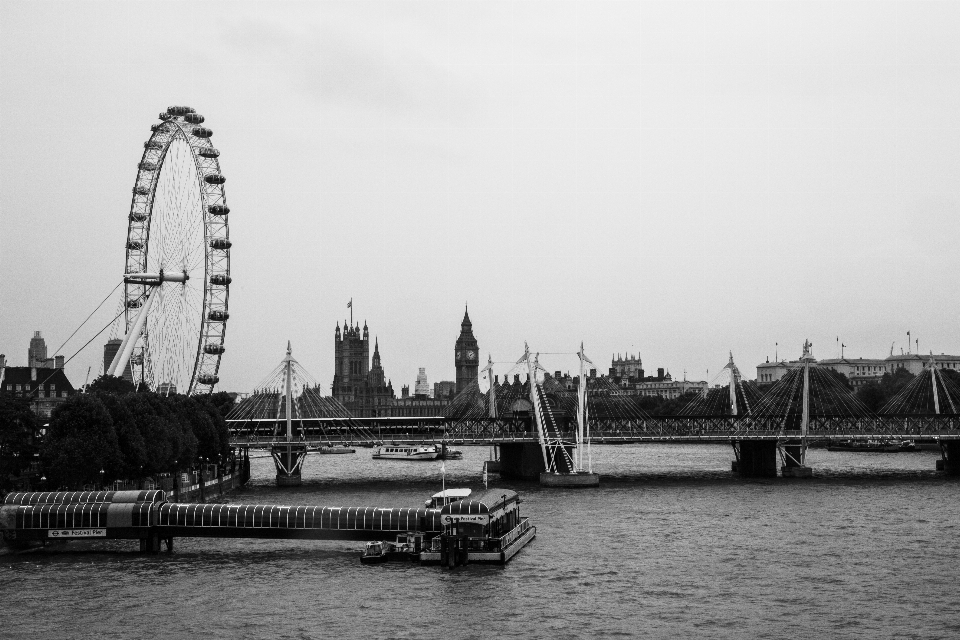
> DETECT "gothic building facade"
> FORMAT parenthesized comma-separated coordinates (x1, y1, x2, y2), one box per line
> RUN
(331, 320, 395, 417)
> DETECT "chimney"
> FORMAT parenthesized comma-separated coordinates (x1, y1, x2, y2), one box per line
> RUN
(55, 355, 65, 369)
(657, 367, 665, 380)
(589, 368, 596, 378)
(554, 370, 561, 379)
(0, 354, 5, 369)
(494, 375, 499, 384)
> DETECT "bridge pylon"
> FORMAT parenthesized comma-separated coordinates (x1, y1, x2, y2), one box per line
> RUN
(781, 340, 814, 478)
(521, 343, 599, 487)
(271, 341, 307, 486)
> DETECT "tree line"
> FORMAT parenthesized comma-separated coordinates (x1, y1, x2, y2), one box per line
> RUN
(1, 375, 235, 492)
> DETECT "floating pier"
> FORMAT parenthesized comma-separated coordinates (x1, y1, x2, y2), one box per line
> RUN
(1, 488, 536, 565)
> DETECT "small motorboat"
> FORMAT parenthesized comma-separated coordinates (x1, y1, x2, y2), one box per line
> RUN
(360, 541, 391, 564)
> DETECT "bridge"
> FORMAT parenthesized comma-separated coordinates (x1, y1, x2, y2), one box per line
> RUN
(227, 343, 960, 480)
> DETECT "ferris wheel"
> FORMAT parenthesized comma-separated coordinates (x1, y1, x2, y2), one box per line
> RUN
(106, 105, 231, 395)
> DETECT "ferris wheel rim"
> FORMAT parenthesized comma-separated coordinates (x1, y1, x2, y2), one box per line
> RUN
(121, 106, 231, 395)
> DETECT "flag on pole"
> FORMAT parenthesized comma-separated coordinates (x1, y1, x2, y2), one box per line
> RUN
(347, 299, 352, 308)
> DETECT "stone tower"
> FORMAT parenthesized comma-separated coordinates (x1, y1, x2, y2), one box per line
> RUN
(455, 306, 479, 393)
(332, 320, 370, 404)
(28, 331, 47, 367)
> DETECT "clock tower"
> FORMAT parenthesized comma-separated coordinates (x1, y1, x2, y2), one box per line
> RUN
(455, 305, 479, 394)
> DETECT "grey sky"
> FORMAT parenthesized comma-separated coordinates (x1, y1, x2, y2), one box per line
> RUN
(2, 1, 959, 393)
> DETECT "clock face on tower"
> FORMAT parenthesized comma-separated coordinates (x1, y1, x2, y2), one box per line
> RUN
(466, 350, 476, 360)
(456, 351, 463, 361)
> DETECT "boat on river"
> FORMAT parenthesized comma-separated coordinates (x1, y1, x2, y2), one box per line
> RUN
(372, 444, 441, 460)
(313, 445, 356, 454)
(827, 439, 917, 452)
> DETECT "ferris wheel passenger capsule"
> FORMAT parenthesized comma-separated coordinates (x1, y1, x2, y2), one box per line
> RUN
(185, 113, 205, 124)
(127, 240, 144, 251)
(197, 374, 219, 385)
(208, 204, 229, 216)
(127, 299, 143, 309)
(210, 274, 232, 286)
(133, 186, 149, 195)
(208, 310, 229, 321)
(167, 106, 193, 116)
(204, 174, 226, 185)
(129, 212, 147, 222)
(139, 161, 157, 171)
(204, 344, 226, 355)
(197, 147, 219, 158)
(159, 112, 174, 121)
(210, 238, 232, 250)
(192, 127, 213, 138)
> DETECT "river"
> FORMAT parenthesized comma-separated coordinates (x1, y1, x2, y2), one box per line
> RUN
(2, 444, 959, 639)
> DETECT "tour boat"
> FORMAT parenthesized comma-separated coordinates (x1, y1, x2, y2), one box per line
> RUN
(372, 444, 441, 460)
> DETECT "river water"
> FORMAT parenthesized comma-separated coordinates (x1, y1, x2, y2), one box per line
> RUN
(2, 444, 959, 639)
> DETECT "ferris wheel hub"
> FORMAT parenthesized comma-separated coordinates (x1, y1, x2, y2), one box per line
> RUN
(124, 270, 189, 285)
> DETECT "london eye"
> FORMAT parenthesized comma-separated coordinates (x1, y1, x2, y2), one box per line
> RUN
(107, 105, 231, 395)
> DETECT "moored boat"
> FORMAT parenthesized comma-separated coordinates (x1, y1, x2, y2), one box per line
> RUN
(828, 439, 918, 452)
(313, 445, 356, 454)
(420, 489, 536, 566)
(360, 541, 390, 564)
(372, 444, 441, 461)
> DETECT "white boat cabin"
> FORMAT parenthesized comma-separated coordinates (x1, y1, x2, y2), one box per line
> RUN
(425, 488, 472, 509)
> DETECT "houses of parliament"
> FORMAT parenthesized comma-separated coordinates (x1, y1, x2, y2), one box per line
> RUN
(331, 307, 479, 418)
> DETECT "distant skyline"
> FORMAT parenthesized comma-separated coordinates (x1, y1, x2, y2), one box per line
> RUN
(3, 1, 960, 393)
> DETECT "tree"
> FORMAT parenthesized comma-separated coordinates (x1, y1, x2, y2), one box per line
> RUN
(97, 392, 148, 481)
(208, 391, 236, 418)
(41, 395, 122, 489)
(855, 368, 916, 413)
(87, 374, 136, 395)
(0, 395, 40, 491)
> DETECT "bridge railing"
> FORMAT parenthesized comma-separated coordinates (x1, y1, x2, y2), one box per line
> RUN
(228, 415, 960, 445)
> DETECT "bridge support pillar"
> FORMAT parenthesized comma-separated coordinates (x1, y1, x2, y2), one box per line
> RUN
(936, 441, 960, 475)
(272, 442, 307, 487)
(781, 440, 813, 478)
(735, 441, 778, 477)
(499, 442, 545, 480)
(540, 472, 600, 487)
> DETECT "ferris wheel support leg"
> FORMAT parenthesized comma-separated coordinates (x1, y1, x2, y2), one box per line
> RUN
(108, 288, 157, 378)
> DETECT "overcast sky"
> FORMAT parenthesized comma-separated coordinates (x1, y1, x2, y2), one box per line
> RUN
(2, 1, 960, 393)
